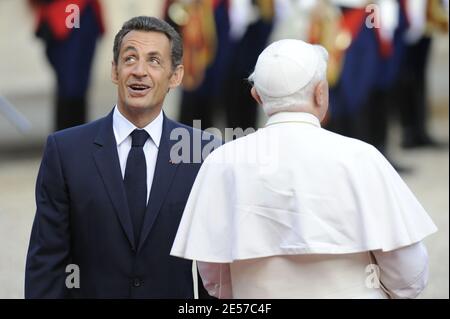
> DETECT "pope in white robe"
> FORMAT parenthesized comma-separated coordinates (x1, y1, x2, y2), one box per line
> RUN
(171, 39, 437, 299)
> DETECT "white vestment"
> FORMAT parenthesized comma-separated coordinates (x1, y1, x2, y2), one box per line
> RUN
(171, 112, 437, 298)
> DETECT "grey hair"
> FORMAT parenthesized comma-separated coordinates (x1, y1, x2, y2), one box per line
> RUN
(113, 16, 183, 69)
(256, 45, 329, 116)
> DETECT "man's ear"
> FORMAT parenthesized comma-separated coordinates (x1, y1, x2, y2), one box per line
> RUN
(314, 80, 329, 122)
(314, 80, 328, 109)
(111, 61, 118, 85)
(251, 87, 263, 105)
(169, 65, 184, 89)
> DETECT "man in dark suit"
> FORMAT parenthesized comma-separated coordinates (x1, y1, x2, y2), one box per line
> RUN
(25, 16, 220, 298)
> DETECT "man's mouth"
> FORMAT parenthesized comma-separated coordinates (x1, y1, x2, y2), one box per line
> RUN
(127, 84, 151, 96)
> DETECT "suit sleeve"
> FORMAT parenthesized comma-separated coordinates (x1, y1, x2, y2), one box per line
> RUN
(25, 134, 72, 298)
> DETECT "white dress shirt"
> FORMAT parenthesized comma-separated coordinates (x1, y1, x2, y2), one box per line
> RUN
(113, 106, 163, 202)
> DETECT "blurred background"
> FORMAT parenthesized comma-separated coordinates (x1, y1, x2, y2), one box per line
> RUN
(0, 0, 448, 298)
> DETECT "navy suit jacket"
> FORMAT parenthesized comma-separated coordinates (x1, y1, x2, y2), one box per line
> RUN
(25, 110, 220, 298)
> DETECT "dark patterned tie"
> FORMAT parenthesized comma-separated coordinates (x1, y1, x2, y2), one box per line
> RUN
(124, 129, 149, 246)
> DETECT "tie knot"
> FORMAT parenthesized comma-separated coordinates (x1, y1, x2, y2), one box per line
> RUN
(130, 129, 149, 147)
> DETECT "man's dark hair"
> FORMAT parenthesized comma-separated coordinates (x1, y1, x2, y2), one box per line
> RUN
(113, 16, 183, 69)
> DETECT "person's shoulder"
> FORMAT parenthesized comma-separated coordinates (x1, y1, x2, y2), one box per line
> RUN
(203, 130, 258, 164)
(322, 128, 377, 152)
(164, 116, 223, 146)
(164, 116, 205, 135)
(316, 128, 383, 163)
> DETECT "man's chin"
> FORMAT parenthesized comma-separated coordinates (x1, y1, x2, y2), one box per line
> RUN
(125, 100, 151, 111)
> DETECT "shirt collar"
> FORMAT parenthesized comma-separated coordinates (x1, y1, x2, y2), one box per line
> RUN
(265, 111, 321, 128)
(113, 106, 163, 148)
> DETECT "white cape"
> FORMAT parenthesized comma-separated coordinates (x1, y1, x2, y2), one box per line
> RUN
(171, 113, 437, 263)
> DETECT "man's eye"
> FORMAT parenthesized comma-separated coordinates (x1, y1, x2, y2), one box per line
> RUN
(124, 56, 136, 63)
(149, 57, 161, 65)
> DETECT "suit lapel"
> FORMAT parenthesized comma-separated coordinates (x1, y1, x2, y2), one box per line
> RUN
(138, 115, 180, 252)
(93, 111, 136, 250)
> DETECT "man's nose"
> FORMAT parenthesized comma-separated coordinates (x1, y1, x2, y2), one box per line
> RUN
(131, 60, 147, 77)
